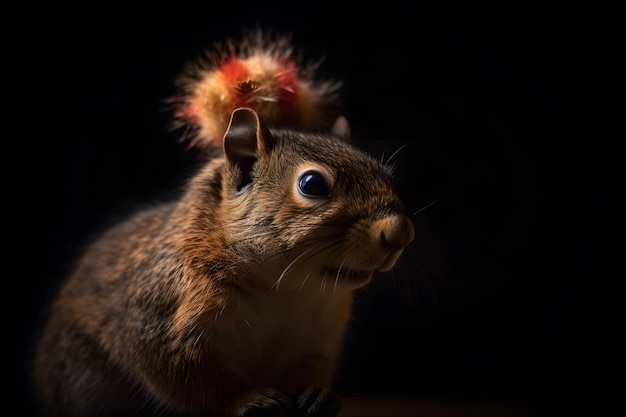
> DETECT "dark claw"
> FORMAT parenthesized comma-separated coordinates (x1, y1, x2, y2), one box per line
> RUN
(296, 386, 342, 417)
(239, 389, 299, 417)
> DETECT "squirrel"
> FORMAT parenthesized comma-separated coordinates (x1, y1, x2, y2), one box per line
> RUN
(32, 31, 415, 417)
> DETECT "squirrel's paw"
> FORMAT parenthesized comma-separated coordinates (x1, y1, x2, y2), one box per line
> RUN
(238, 388, 298, 417)
(296, 386, 342, 417)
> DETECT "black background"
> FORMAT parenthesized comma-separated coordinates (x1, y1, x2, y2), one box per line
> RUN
(11, 4, 610, 416)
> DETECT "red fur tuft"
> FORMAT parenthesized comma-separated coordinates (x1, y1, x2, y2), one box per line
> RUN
(168, 29, 343, 154)
(218, 58, 250, 85)
(275, 60, 299, 121)
(172, 97, 201, 124)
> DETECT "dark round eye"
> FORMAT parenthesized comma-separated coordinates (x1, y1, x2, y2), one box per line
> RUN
(298, 170, 331, 197)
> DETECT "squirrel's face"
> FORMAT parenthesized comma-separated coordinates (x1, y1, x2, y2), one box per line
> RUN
(221, 108, 414, 291)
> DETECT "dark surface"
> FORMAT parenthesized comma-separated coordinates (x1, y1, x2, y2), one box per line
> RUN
(12, 4, 609, 417)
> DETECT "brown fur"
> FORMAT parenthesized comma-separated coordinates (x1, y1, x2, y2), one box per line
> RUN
(32, 108, 414, 417)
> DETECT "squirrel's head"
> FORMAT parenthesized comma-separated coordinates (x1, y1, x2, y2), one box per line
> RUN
(216, 108, 414, 291)
(169, 29, 342, 153)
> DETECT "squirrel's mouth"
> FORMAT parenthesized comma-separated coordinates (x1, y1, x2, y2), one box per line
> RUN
(324, 268, 374, 287)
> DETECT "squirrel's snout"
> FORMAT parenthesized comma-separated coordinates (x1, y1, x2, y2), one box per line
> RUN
(376, 215, 415, 252)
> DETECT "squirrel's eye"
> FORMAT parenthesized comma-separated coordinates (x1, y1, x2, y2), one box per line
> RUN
(298, 170, 331, 198)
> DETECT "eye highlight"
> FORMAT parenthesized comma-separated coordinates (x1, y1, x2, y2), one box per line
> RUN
(298, 170, 331, 198)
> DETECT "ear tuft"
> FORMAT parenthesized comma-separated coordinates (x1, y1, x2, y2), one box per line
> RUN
(331, 116, 351, 143)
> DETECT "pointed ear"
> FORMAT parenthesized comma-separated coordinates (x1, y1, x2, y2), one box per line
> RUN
(330, 115, 351, 143)
(223, 107, 273, 190)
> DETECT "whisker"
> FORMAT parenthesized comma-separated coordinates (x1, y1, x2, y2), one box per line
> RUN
(301, 236, 347, 261)
(193, 330, 205, 349)
(297, 271, 313, 296)
(333, 258, 345, 294)
(385, 143, 410, 166)
(411, 199, 438, 217)
(234, 229, 283, 243)
(396, 255, 437, 305)
(270, 247, 314, 291)
(320, 269, 334, 294)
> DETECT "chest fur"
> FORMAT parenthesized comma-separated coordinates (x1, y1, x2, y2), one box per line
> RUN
(210, 284, 353, 387)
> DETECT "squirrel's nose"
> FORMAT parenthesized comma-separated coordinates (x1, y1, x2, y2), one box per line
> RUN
(376, 215, 415, 252)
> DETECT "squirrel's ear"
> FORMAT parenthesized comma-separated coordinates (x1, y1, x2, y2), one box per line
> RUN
(223, 107, 273, 189)
(330, 115, 351, 143)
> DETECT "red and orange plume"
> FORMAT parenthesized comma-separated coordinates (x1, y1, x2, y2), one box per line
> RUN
(168, 29, 343, 152)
